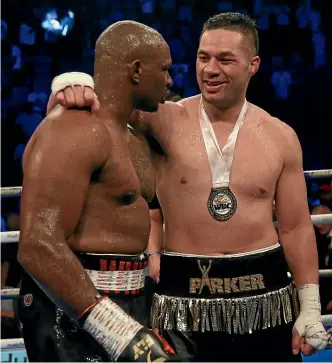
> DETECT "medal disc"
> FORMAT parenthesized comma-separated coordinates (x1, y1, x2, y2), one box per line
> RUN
(207, 187, 237, 221)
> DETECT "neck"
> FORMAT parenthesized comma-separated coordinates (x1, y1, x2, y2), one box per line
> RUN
(202, 96, 246, 124)
(94, 76, 134, 128)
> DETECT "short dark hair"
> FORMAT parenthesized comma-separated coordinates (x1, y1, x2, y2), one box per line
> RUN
(201, 12, 259, 56)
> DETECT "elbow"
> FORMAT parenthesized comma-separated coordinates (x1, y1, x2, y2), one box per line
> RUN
(17, 234, 44, 271)
(278, 222, 314, 244)
(17, 238, 35, 270)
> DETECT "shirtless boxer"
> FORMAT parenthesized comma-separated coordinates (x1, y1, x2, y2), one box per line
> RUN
(17, 21, 179, 362)
(47, 12, 328, 362)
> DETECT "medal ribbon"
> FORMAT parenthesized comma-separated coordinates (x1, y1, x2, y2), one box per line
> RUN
(199, 97, 248, 188)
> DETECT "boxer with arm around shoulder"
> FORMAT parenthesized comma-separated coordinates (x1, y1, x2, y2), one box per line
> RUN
(47, 13, 328, 362)
(17, 21, 178, 362)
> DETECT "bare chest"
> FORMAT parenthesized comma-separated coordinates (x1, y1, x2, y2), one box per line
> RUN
(99, 128, 155, 203)
(164, 119, 283, 199)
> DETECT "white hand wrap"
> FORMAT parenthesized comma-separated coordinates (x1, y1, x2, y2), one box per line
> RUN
(293, 284, 328, 350)
(83, 297, 143, 361)
(51, 72, 94, 95)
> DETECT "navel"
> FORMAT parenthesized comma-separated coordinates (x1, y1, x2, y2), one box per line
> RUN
(180, 177, 188, 184)
(119, 191, 137, 205)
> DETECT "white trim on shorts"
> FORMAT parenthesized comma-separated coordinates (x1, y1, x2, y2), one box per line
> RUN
(163, 242, 281, 259)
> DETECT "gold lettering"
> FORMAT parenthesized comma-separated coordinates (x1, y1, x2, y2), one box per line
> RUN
(147, 351, 167, 362)
(230, 277, 239, 292)
(144, 334, 155, 348)
(224, 278, 231, 293)
(133, 339, 146, 360)
(199, 277, 213, 295)
(250, 274, 265, 290)
(239, 275, 252, 292)
(210, 278, 224, 293)
(189, 278, 202, 294)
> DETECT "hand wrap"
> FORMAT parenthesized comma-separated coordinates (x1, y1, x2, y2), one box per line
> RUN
(51, 72, 94, 95)
(293, 284, 328, 350)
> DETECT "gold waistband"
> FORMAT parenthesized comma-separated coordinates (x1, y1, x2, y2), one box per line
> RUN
(151, 283, 298, 334)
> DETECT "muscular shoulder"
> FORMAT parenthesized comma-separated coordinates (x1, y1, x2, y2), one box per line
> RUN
(23, 108, 111, 170)
(45, 107, 109, 138)
(251, 104, 299, 141)
(250, 103, 302, 158)
(177, 94, 201, 110)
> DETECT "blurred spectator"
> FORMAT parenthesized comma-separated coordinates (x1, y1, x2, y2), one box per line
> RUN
(1, 204, 24, 339)
(140, 0, 155, 23)
(169, 33, 185, 63)
(296, 5, 311, 29)
(319, 183, 332, 210)
(275, 6, 290, 26)
(311, 204, 332, 314)
(178, 0, 193, 22)
(19, 20, 37, 58)
(141, 0, 154, 14)
(172, 69, 189, 97)
(1, 19, 8, 39)
(28, 76, 49, 113)
(160, 0, 176, 20)
(312, 31, 326, 69)
(179, 24, 196, 60)
(311, 204, 332, 269)
(1, 216, 7, 232)
(19, 22, 36, 45)
(271, 59, 292, 101)
(257, 8, 270, 30)
(109, 6, 125, 24)
(16, 102, 43, 140)
(11, 44, 23, 71)
(309, 8, 321, 32)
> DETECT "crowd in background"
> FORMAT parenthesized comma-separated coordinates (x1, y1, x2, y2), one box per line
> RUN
(1, 0, 331, 339)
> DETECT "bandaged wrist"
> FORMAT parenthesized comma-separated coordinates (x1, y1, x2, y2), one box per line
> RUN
(83, 297, 143, 361)
(293, 284, 328, 350)
(51, 72, 94, 95)
(297, 284, 321, 317)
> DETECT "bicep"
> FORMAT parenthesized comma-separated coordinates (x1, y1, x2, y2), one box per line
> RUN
(275, 129, 311, 232)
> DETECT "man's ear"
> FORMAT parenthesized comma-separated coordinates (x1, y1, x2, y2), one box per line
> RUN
(128, 59, 141, 85)
(249, 56, 260, 78)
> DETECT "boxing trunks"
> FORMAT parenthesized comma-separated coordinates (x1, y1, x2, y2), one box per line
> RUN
(18, 252, 149, 362)
(151, 243, 302, 362)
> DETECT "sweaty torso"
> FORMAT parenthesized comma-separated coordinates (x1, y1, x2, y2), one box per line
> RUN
(26, 111, 155, 254)
(153, 96, 285, 254)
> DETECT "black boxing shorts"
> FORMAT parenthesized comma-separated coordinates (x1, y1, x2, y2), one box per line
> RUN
(151, 243, 302, 362)
(18, 252, 149, 362)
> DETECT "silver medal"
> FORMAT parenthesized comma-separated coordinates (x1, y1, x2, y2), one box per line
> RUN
(207, 187, 237, 221)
